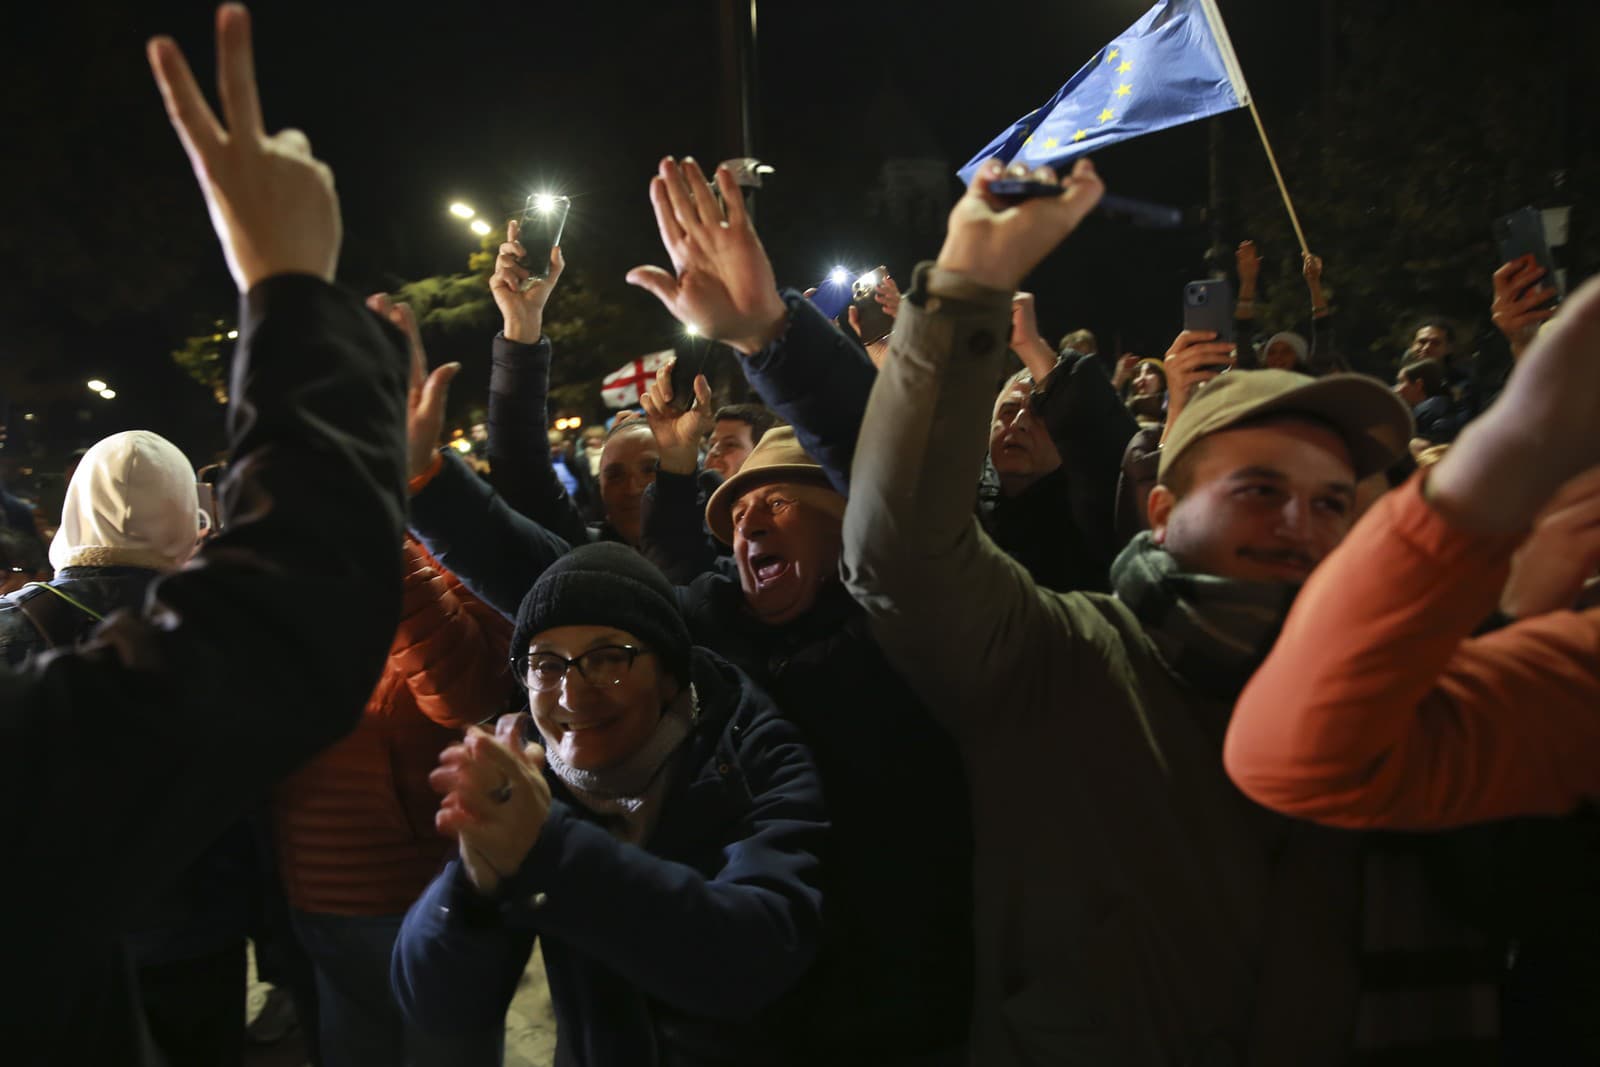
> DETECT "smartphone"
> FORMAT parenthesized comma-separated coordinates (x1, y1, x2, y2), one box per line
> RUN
(1493, 206, 1563, 308)
(986, 179, 1183, 227)
(847, 267, 894, 345)
(517, 193, 571, 285)
(1182, 279, 1235, 351)
(667, 346, 706, 414)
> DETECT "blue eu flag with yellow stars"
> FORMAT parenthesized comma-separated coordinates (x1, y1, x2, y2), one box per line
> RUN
(958, 0, 1251, 183)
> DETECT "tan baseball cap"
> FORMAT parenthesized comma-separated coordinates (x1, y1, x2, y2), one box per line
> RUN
(1157, 369, 1413, 482)
(705, 426, 842, 544)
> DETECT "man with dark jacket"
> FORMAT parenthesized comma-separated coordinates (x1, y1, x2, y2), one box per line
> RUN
(0, 10, 409, 1063)
(485, 226, 659, 548)
(840, 158, 1414, 1065)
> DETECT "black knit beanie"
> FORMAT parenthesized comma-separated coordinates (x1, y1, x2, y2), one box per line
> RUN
(512, 543, 692, 686)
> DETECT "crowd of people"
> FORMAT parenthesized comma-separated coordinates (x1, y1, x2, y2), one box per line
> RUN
(2, 6, 1597, 1066)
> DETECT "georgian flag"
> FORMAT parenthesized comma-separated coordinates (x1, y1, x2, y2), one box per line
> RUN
(601, 350, 673, 410)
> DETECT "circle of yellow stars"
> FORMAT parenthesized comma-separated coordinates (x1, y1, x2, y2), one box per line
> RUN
(1021, 46, 1134, 151)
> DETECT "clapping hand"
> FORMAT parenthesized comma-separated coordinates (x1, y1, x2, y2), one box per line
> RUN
(431, 716, 553, 896)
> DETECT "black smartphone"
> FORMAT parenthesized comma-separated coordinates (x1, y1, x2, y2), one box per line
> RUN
(1182, 279, 1235, 351)
(517, 193, 570, 284)
(1493, 206, 1562, 308)
(847, 267, 894, 345)
(667, 346, 705, 414)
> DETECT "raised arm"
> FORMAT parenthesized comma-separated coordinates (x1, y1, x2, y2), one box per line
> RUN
(4, 2, 408, 930)
(626, 156, 876, 496)
(1225, 276, 1600, 827)
(483, 223, 591, 547)
(841, 158, 1105, 736)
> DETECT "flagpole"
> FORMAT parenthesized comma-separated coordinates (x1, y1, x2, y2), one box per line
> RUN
(1197, 0, 1312, 259)
(1244, 99, 1311, 259)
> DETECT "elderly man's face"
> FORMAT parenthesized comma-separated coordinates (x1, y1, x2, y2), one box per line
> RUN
(730, 482, 842, 625)
(989, 381, 1063, 486)
(599, 425, 659, 545)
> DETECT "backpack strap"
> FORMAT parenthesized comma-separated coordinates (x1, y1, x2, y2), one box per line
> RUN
(12, 583, 104, 649)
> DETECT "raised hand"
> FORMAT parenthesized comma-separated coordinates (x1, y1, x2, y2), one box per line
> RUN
(148, 4, 339, 293)
(367, 294, 461, 482)
(1161, 329, 1237, 441)
(1008, 291, 1057, 381)
(935, 158, 1104, 292)
(430, 723, 553, 896)
(640, 360, 715, 474)
(1491, 255, 1558, 360)
(627, 157, 788, 356)
(491, 219, 566, 344)
(847, 273, 902, 367)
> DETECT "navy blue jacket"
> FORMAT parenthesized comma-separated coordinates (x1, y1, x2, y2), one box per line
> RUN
(409, 456, 974, 1064)
(392, 647, 827, 1067)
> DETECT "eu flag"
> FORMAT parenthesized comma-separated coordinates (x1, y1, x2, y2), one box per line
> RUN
(958, 0, 1251, 182)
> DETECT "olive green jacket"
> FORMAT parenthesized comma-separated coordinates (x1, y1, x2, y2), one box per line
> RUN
(841, 264, 1363, 1067)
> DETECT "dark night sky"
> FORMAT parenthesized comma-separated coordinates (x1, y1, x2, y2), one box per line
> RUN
(0, 0, 1425, 467)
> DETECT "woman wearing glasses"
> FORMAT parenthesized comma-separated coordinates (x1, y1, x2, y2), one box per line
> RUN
(393, 543, 828, 1067)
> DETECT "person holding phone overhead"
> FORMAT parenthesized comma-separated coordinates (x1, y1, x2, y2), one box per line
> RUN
(841, 156, 1417, 1065)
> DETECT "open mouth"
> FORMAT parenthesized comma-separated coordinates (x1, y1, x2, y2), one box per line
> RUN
(750, 553, 791, 585)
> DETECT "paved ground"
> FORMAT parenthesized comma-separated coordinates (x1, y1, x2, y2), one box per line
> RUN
(244, 942, 557, 1066)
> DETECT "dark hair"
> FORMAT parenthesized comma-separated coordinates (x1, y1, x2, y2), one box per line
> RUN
(1398, 358, 1446, 398)
(1410, 317, 1456, 346)
(712, 404, 784, 445)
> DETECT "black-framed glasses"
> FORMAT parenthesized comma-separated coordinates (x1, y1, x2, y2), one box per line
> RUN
(519, 645, 651, 692)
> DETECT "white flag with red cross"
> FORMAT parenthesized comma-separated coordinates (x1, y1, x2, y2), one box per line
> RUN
(601, 351, 674, 410)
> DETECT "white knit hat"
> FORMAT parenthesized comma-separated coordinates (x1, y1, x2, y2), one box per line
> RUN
(50, 430, 200, 572)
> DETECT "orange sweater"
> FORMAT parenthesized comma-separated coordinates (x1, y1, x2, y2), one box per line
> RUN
(1224, 474, 1600, 829)
(274, 538, 516, 914)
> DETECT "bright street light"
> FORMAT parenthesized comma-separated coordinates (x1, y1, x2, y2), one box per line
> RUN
(227, 329, 239, 340)
(86, 379, 107, 392)
(449, 202, 476, 219)
(99, 389, 117, 400)
(469, 219, 492, 237)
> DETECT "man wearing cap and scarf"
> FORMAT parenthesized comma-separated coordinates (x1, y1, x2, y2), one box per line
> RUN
(840, 157, 1415, 1065)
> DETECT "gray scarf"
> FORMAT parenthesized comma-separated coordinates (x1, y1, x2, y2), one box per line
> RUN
(1111, 532, 1299, 699)
(541, 685, 698, 845)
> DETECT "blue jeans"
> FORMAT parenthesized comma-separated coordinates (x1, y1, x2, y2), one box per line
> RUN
(291, 909, 503, 1067)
